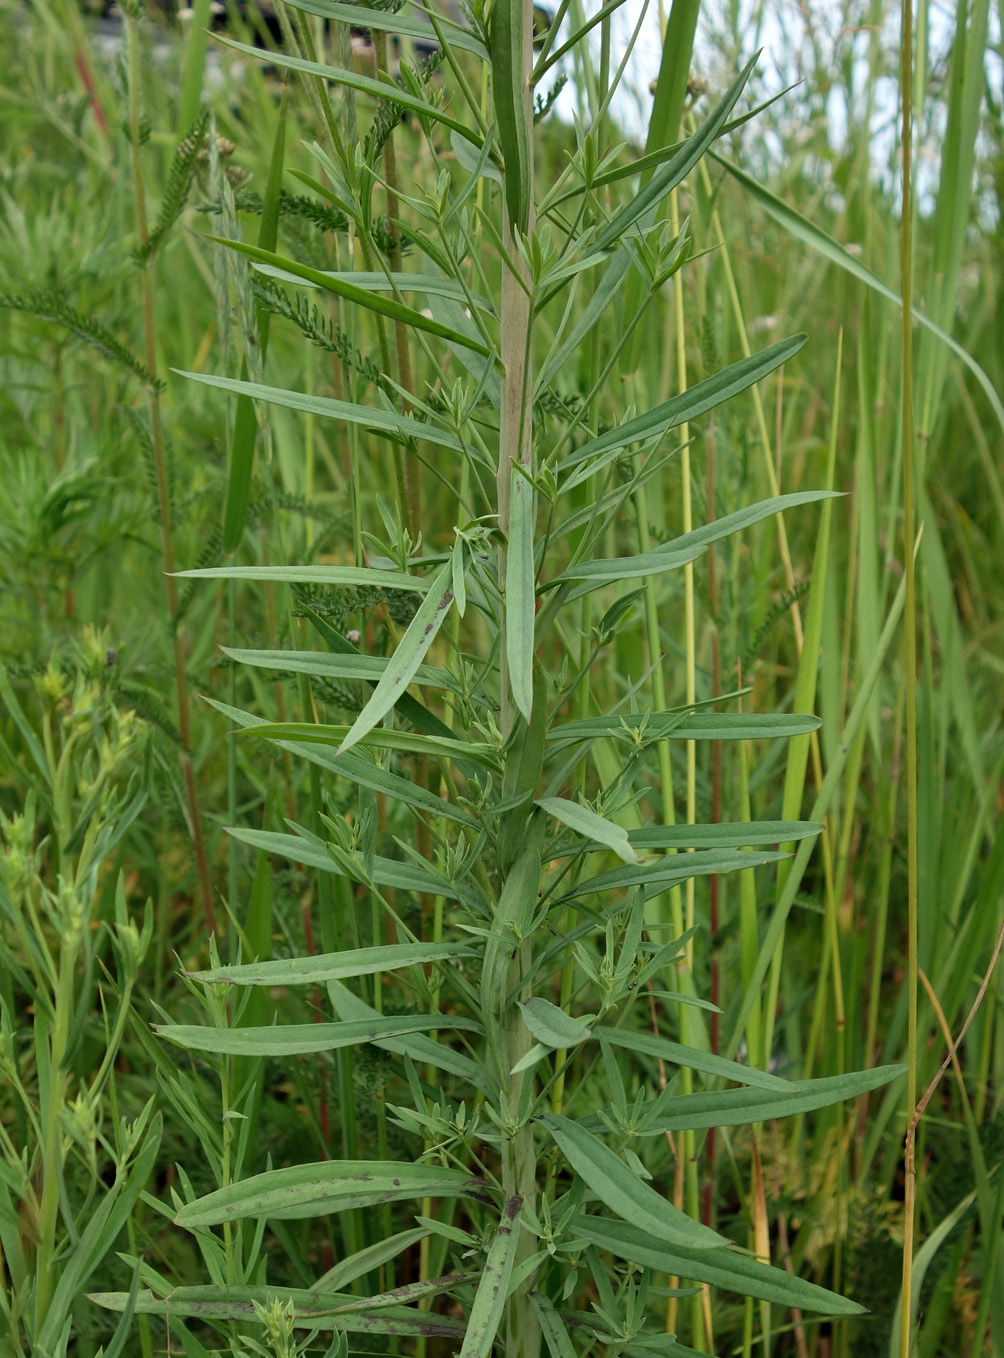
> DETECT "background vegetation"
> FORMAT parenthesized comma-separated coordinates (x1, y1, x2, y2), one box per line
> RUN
(0, 0, 1001, 1355)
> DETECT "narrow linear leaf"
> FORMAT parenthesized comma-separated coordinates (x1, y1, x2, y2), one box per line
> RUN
(176, 561, 435, 590)
(537, 796, 640, 863)
(555, 491, 837, 585)
(490, 0, 532, 233)
(175, 371, 464, 453)
(574, 1216, 866, 1315)
(549, 711, 821, 743)
(89, 1284, 469, 1336)
(207, 236, 491, 355)
(213, 35, 485, 145)
(154, 1014, 483, 1057)
(558, 335, 807, 488)
(594, 1027, 794, 1092)
(174, 1160, 488, 1227)
(186, 940, 474, 988)
(542, 1114, 727, 1250)
(583, 1065, 906, 1134)
(459, 1197, 523, 1358)
(506, 466, 536, 722)
(592, 52, 758, 251)
(220, 646, 462, 693)
(337, 563, 456, 758)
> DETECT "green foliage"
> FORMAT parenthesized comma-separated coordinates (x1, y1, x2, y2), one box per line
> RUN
(1, 1, 1002, 1356)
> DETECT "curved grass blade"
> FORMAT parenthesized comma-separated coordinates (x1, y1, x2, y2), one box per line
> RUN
(713, 152, 1004, 437)
(279, 0, 489, 60)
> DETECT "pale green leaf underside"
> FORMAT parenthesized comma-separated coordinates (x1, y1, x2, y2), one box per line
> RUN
(537, 796, 640, 863)
(174, 1160, 487, 1227)
(89, 1283, 468, 1335)
(187, 940, 473, 988)
(154, 1013, 483, 1057)
(574, 1216, 866, 1314)
(543, 1113, 727, 1251)
(175, 370, 464, 453)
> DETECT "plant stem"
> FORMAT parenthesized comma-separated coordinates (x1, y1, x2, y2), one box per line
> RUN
(125, 9, 215, 933)
(898, 0, 920, 1350)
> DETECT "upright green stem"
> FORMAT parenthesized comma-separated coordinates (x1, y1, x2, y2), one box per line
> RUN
(899, 0, 920, 1351)
(32, 927, 75, 1334)
(125, 9, 215, 933)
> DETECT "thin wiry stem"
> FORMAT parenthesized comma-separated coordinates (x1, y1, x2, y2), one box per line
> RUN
(898, 0, 920, 1350)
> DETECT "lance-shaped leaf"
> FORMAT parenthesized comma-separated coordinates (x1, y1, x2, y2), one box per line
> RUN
(548, 711, 821, 744)
(594, 1027, 792, 1092)
(328, 980, 492, 1088)
(542, 1114, 726, 1250)
(519, 997, 591, 1049)
(459, 1197, 523, 1358)
(186, 940, 474, 988)
(279, 0, 489, 60)
(205, 237, 492, 355)
(89, 1284, 469, 1335)
(506, 464, 536, 722)
(554, 491, 836, 585)
(573, 1216, 866, 1314)
(491, 0, 532, 234)
(174, 1160, 489, 1227)
(560, 847, 788, 903)
(221, 646, 462, 694)
(627, 819, 823, 850)
(530, 1292, 581, 1358)
(238, 720, 500, 772)
(213, 35, 486, 146)
(558, 334, 806, 490)
(175, 562, 436, 590)
(175, 371, 465, 453)
(579, 1064, 906, 1135)
(537, 797, 640, 863)
(154, 1014, 483, 1058)
(337, 563, 456, 758)
(591, 52, 757, 251)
